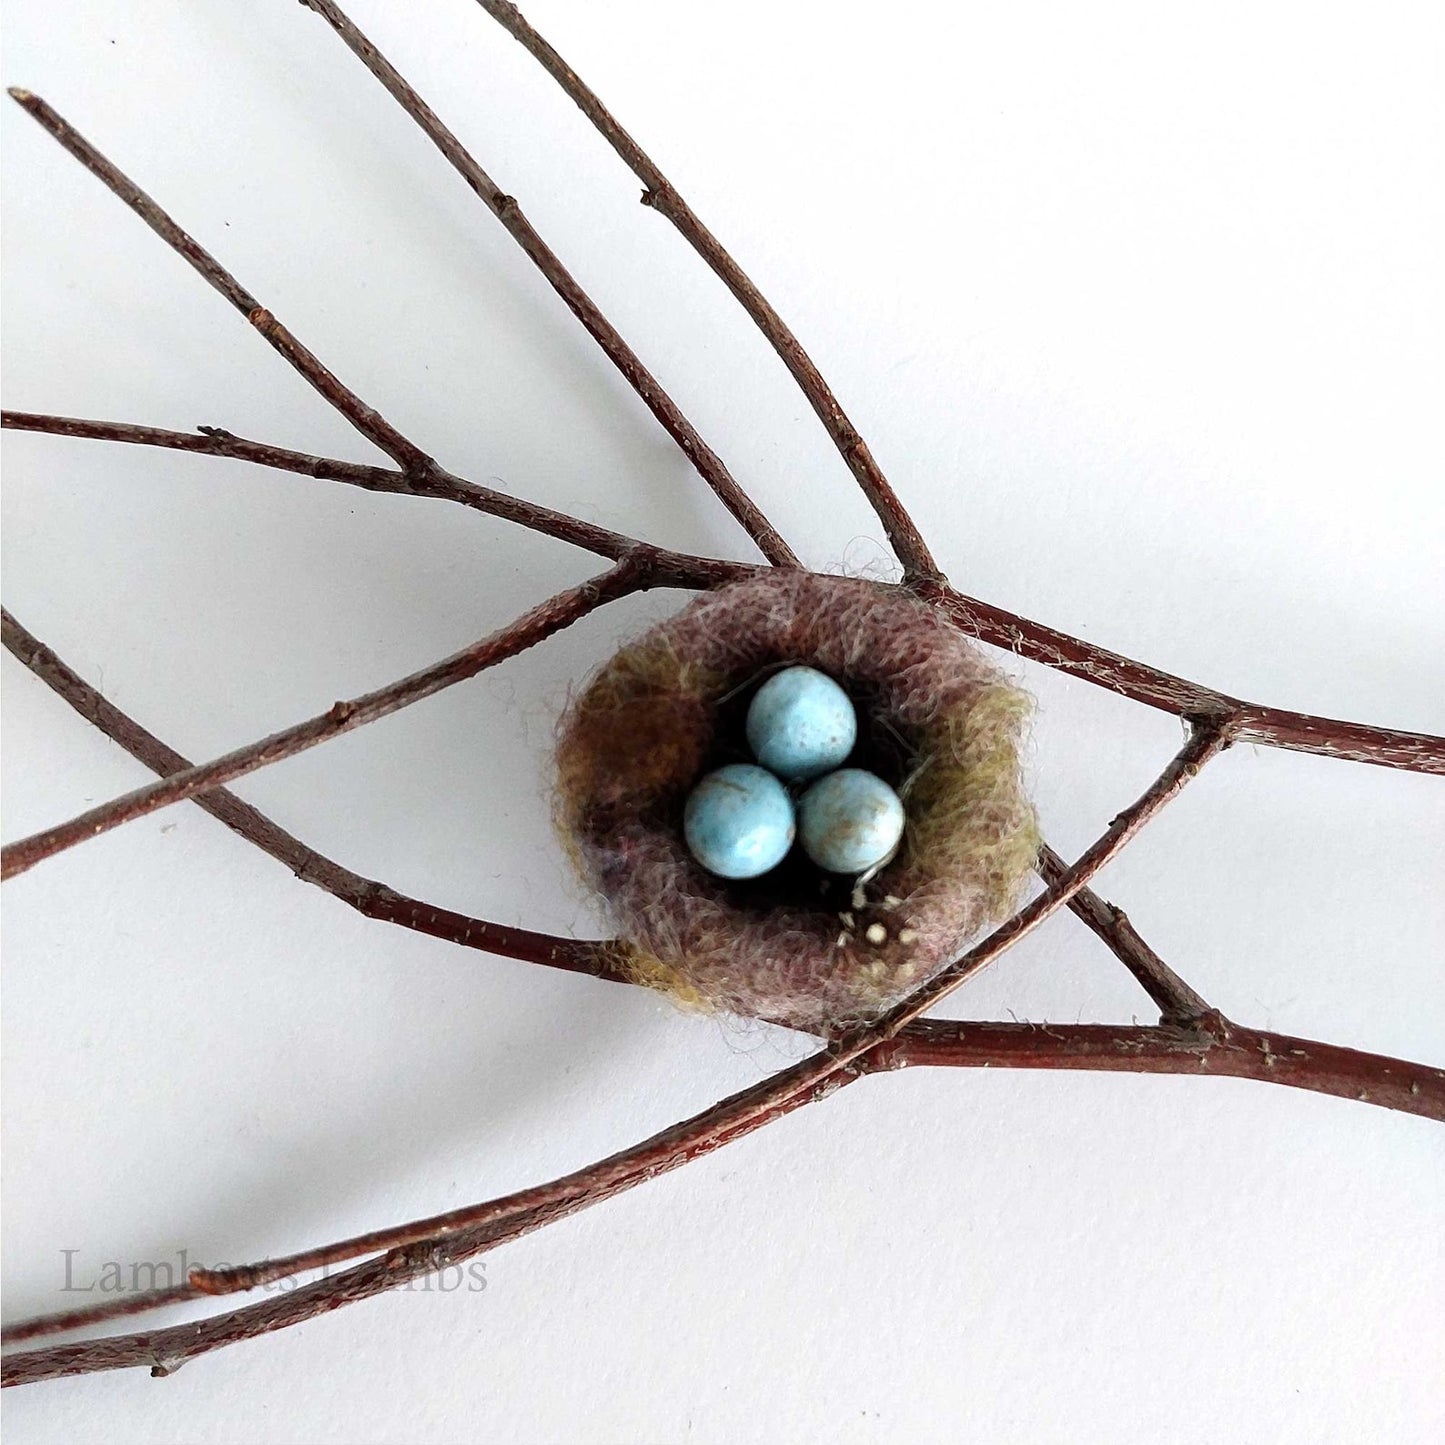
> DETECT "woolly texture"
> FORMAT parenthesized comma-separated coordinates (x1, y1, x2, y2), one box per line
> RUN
(555, 571, 1039, 1032)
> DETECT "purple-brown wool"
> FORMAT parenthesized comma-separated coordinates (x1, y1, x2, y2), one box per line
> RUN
(554, 571, 1039, 1033)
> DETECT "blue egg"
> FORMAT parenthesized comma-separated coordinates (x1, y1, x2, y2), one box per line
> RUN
(797, 768, 905, 875)
(683, 764, 796, 879)
(745, 666, 857, 781)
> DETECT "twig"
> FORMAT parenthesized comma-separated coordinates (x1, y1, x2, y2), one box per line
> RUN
(1223, 700, 1445, 769)
(1, 557, 668, 879)
(0, 1080, 830, 1386)
(16, 996, 1436, 1380)
(7, 90, 431, 476)
(0, 608, 622, 982)
(1, 1053, 841, 1359)
(297, 0, 799, 569)
(927, 584, 1445, 774)
(7, 1007, 1436, 1386)
(1038, 844, 1212, 1024)
(474, 0, 939, 583)
(3, 575, 1211, 1032)
(867, 1019, 1445, 1120)
(1, 410, 724, 571)
(0, 588, 1233, 1042)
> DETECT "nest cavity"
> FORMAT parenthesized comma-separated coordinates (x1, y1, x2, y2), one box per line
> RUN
(554, 570, 1038, 1032)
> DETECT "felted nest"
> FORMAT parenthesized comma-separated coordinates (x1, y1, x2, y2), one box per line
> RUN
(554, 571, 1039, 1032)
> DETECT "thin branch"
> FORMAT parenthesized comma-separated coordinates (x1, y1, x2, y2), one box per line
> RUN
(867, 1019, 1445, 1120)
(297, 0, 798, 569)
(927, 583, 1445, 775)
(15, 1000, 1435, 1381)
(1224, 700, 1445, 769)
(7, 90, 431, 476)
(0, 580, 1216, 1034)
(0, 578, 1223, 1036)
(0, 608, 623, 982)
(2, 410, 682, 569)
(1, 1041, 848, 1360)
(474, 0, 939, 582)
(1038, 843, 1212, 1024)
(1, 1117, 808, 1385)
(1, 557, 669, 880)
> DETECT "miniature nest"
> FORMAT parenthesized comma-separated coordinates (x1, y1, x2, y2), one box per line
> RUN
(555, 571, 1039, 1032)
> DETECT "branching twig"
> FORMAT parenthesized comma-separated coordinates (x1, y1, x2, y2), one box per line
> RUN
(298, 0, 799, 568)
(12, 1006, 1436, 1379)
(1038, 843, 1212, 1024)
(2, 598, 1217, 1034)
(7, 90, 433, 477)
(0, 410, 733, 572)
(864, 722, 1231, 1041)
(2, 557, 674, 878)
(180, 726, 1226, 1292)
(1, 609, 622, 981)
(7, 79, 795, 568)
(926, 584, 1445, 773)
(474, 0, 940, 583)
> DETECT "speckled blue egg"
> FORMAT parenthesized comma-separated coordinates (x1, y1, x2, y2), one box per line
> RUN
(683, 764, 796, 880)
(745, 666, 857, 782)
(797, 768, 905, 875)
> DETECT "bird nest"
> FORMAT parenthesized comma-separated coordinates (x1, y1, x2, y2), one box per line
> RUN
(555, 570, 1039, 1031)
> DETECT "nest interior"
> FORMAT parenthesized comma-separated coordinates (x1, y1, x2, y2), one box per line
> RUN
(554, 571, 1039, 1032)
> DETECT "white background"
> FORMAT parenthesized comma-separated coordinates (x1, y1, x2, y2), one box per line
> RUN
(2, 2, 1442, 1441)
